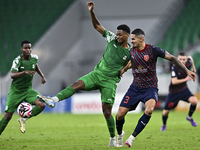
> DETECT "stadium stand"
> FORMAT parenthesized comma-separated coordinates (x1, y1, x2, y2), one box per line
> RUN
(156, 0, 200, 55)
(0, 0, 74, 76)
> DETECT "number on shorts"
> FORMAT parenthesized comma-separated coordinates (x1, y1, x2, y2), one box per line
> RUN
(124, 96, 130, 104)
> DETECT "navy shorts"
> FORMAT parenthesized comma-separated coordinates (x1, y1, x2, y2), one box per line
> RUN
(164, 87, 194, 110)
(120, 84, 158, 111)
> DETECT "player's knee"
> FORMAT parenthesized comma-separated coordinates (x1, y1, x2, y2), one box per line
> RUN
(116, 113, 124, 120)
(103, 111, 111, 119)
(144, 108, 154, 116)
(4, 113, 13, 122)
(38, 103, 46, 109)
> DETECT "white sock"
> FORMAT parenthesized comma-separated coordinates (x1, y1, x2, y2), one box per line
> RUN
(22, 117, 28, 121)
(52, 96, 59, 103)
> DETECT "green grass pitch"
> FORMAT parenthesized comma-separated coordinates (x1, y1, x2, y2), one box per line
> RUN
(0, 110, 199, 150)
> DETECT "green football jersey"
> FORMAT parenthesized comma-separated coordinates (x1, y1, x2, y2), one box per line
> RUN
(94, 30, 131, 82)
(10, 54, 38, 92)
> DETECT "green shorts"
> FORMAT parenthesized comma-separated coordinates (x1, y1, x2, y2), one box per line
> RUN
(5, 88, 40, 112)
(79, 71, 117, 106)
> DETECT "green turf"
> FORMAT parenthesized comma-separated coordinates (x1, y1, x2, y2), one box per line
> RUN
(0, 110, 199, 150)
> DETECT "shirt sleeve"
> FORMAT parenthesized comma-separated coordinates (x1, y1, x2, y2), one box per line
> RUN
(10, 56, 21, 72)
(103, 30, 116, 43)
(152, 45, 165, 58)
(171, 65, 177, 78)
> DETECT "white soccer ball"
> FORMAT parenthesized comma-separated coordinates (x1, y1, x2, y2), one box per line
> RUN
(17, 102, 33, 118)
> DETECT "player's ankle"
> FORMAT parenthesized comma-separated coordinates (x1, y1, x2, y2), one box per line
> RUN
(52, 96, 59, 103)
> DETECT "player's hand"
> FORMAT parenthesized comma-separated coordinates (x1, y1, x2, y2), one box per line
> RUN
(41, 77, 46, 84)
(187, 70, 196, 82)
(185, 76, 192, 81)
(119, 68, 125, 78)
(87, 1, 94, 11)
(24, 71, 36, 76)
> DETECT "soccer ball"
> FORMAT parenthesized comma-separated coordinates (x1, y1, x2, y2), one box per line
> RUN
(17, 102, 33, 118)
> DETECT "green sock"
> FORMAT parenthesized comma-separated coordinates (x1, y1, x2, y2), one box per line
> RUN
(56, 86, 75, 101)
(106, 116, 115, 138)
(0, 117, 9, 135)
(29, 106, 44, 118)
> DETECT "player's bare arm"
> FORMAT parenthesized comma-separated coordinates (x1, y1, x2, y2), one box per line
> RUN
(36, 64, 46, 84)
(119, 60, 132, 77)
(171, 76, 191, 85)
(10, 71, 36, 79)
(87, 1, 105, 35)
(188, 56, 196, 73)
(164, 51, 196, 81)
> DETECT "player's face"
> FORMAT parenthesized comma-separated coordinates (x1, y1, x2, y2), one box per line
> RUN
(131, 34, 141, 48)
(178, 55, 187, 64)
(116, 30, 128, 45)
(21, 43, 32, 57)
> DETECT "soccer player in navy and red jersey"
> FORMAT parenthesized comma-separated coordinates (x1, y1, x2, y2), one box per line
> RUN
(115, 28, 196, 147)
(161, 52, 197, 131)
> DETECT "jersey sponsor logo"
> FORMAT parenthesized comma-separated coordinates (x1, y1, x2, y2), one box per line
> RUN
(108, 99, 112, 101)
(123, 56, 127, 60)
(32, 64, 35, 69)
(138, 65, 142, 69)
(134, 65, 148, 73)
(144, 55, 149, 61)
(113, 44, 117, 48)
(20, 66, 24, 69)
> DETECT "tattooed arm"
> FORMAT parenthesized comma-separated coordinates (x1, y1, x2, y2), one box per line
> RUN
(164, 51, 196, 81)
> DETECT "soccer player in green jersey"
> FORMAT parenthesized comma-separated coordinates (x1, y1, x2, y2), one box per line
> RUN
(37, 1, 131, 147)
(0, 40, 46, 135)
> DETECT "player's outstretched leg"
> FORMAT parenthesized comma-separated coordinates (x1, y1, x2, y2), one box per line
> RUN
(17, 118, 27, 133)
(125, 135, 135, 147)
(186, 116, 197, 127)
(117, 130, 125, 147)
(37, 95, 55, 108)
(108, 137, 116, 147)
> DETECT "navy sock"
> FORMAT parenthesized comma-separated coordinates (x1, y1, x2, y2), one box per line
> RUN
(116, 116, 125, 135)
(188, 104, 196, 117)
(162, 115, 168, 125)
(132, 113, 151, 137)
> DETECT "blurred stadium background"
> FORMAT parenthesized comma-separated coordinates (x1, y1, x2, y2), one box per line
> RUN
(0, 0, 200, 113)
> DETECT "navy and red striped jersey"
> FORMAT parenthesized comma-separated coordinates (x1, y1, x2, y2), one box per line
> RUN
(169, 58, 192, 94)
(130, 44, 165, 88)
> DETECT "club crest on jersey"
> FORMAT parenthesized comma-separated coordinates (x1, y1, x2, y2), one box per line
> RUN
(144, 55, 149, 61)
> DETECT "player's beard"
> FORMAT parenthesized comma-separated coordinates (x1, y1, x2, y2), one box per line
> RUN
(118, 39, 125, 45)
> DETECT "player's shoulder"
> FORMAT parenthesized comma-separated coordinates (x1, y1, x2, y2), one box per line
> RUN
(31, 54, 38, 60)
(187, 56, 193, 61)
(13, 55, 21, 63)
(103, 29, 116, 42)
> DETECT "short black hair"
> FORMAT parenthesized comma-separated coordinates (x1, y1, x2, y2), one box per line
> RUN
(131, 28, 145, 36)
(178, 51, 186, 56)
(117, 24, 130, 34)
(21, 40, 31, 47)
